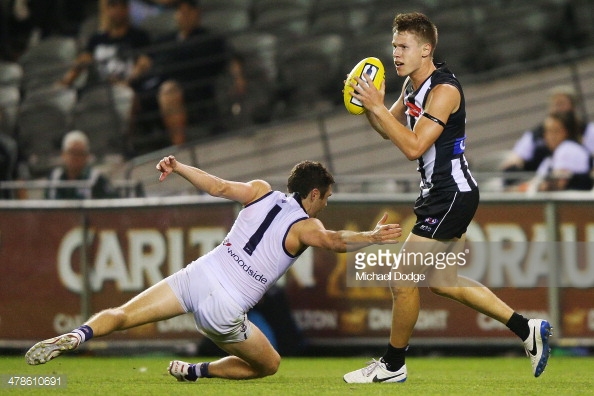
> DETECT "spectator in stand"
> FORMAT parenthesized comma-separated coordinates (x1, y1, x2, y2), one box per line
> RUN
(59, 3, 149, 88)
(131, 0, 246, 154)
(512, 111, 593, 192)
(58, 0, 152, 157)
(46, 130, 118, 199)
(60, 0, 151, 88)
(2, 0, 34, 61)
(502, 85, 593, 177)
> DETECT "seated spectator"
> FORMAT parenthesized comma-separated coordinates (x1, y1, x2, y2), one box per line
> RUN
(46, 130, 119, 199)
(2, 0, 34, 61)
(514, 111, 593, 192)
(60, 0, 151, 89)
(131, 0, 246, 154)
(502, 85, 593, 175)
(58, 0, 152, 159)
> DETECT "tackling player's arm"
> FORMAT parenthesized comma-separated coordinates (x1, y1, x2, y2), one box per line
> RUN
(156, 155, 270, 205)
(285, 212, 402, 255)
(355, 76, 459, 160)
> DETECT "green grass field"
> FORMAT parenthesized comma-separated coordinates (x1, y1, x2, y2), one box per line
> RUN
(1, 355, 593, 395)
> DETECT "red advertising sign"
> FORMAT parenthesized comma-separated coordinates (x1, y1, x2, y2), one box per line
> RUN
(1, 198, 593, 345)
(285, 200, 594, 344)
(0, 202, 236, 341)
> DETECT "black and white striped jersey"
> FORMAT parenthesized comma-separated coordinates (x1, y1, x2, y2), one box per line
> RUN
(403, 63, 478, 197)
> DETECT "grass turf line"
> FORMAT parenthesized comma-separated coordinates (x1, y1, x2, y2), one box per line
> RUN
(1, 356, 593, 395)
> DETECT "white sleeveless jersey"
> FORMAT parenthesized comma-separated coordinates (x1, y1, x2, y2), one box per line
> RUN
(204, 191, 308, 310)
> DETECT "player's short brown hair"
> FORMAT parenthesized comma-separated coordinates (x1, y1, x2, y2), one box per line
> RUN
(287, 161, 335, 198)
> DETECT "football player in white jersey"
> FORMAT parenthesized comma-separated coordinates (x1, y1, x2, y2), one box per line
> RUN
(26, 156, 402, 382)
(343, 12, 551, 383)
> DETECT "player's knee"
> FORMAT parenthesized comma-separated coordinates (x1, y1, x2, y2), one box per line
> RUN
(252, 351, 281, 378)
(256, 351, 281, 378)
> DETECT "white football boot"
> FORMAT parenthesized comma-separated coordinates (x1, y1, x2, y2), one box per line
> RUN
(25, 333, 81, 365)
(523, 319, 552, 377)
(168, 360, 198, 382)
(343, 359, 407, 383)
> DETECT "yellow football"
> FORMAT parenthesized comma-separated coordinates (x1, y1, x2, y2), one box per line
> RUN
(343, 57, 385, 115)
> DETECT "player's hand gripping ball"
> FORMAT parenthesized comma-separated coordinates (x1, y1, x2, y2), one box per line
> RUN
(343, 57, 385, 115)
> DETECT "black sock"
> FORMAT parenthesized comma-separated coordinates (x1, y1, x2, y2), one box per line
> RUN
(506, 312, 530, 341)
(186, 364, 198, 381)
(199, 362, 211, 378)
(381, 344, 408, 371)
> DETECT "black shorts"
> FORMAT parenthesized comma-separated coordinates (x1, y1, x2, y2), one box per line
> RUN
(412, 189, 479, 240)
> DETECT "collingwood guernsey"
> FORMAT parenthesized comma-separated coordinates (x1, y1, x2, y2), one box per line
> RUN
(403, 63, 478, 197)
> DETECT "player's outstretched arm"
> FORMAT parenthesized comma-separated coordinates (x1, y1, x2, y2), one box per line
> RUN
(156, 155, 270, 205)
(292, 212, 401, 253)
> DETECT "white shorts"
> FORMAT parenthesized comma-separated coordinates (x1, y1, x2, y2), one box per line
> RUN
(166, 258, 252, 343)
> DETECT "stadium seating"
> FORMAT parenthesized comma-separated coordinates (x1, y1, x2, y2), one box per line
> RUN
(18, 36, 78, 92)
(226, 32, 279, 124)
(0, 86, 20, 135)
(19, 36, 78, 64)
(229, 32, 278, 83)
(137, 8, 178, 41)
(0, 61, 24, 87)
(201, 0, 252, 11)
(72, 83, 134, 159)
(202, 9, 251, 35)
(251, 0, 311, 16)
(276, 34, 345, 115)
(309, 7, 370, 38)
(17, 86, 77, 176)
(572, 0, 594, 44)
(366, 0, 426, 34)
(10, 0, 594, 193)
(251, 6, 310, 38)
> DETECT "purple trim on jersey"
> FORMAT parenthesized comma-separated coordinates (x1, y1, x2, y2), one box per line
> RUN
(244, 190, 273, 208)
(282, 217, 309, 258)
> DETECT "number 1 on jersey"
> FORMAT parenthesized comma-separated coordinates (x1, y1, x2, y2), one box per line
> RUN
(243, 204, 282, 255)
